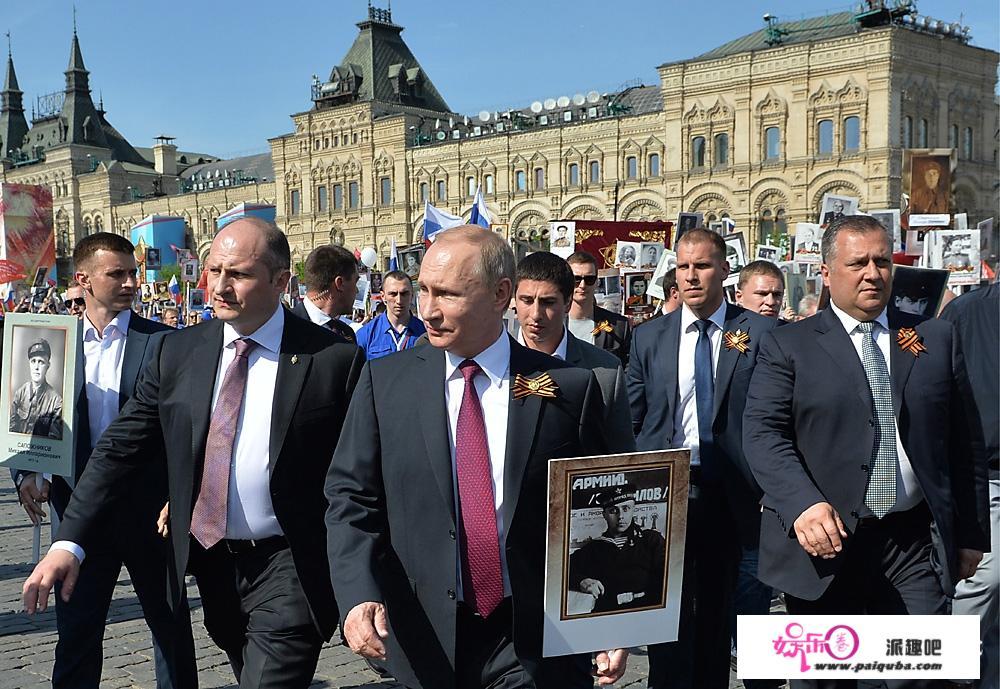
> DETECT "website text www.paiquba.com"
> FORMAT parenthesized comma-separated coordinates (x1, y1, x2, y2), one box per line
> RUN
(812, 662, 944, 673)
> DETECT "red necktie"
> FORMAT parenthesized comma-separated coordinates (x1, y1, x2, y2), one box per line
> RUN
(190, 338, 256, 549)
(455, 359, 504, 617)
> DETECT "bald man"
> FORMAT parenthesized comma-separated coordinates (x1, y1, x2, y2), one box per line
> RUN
(24, 217, 366, 689)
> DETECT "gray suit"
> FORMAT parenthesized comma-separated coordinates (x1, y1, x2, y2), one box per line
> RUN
(564, 332, 635, 454)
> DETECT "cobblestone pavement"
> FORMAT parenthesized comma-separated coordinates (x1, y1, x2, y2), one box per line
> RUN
(0, 474, 759, 688)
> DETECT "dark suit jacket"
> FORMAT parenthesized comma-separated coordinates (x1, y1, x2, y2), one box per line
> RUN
(325, 338, 608, 689)
(627, 303, 778, 546)
(289, 298, 357, 344)
(743, 307, 989, 600)
(564, 332, 635, 454)
(941, 283, 998, 477)
(591, 304, 631, 366)
(57, 313, 365, 639)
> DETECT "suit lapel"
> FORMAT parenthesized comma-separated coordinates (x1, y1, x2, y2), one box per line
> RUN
(661, 311, 682, 416)
(268, 319, 312, 473)
(712, 304, 744, 420)
(188, 322, 224, 485)
(415, 347, 457, 525)
(889, 327, 916, 418)
(502, 341, 543, 534)
(564, 333, 583, 367)
(119, 324, 152, 408)
(815, 308, 874, 410)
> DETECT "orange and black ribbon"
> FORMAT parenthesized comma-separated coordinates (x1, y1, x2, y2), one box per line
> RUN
(723, 329, 751, 354)
(512, 372, 560, 400)
(897, 327, 927, 357)
(591, 320, 614, 336)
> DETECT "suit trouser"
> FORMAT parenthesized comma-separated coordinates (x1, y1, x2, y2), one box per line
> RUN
(191, 538, 323, 689)
(646, 482, 741, 689)
(52, 534, 197, 689)
(454, 599, 592, 689)
(188, 542, 247, 677)
(952, 478, 999, 689)
(785, 501, 948, 689)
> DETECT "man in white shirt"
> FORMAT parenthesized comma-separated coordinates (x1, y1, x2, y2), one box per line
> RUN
(23, 219, 365, 689)
(566, 251, 631, 366)
(326, 226, 627, 689)
(13, 232, 195, 689)
(289, 244, 360, 344)
(627, 229, 778, 689)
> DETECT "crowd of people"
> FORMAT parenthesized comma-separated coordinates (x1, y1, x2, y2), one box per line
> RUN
(10, 214, 996, 689)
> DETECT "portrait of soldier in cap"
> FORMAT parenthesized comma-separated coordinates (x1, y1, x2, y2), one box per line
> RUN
(568, 481, 666, 615)
(9, 337, 63, 440)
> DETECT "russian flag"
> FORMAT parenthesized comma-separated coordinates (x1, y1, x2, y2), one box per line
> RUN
(168, 275, 181, 303)
(388, 237, 399, 272)
(423, 201, 463, 246)
(469, 187, 492, 229)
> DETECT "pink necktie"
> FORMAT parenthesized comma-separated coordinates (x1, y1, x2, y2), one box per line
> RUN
(455, 360, 504, 617)
(190, 338, 256, 549)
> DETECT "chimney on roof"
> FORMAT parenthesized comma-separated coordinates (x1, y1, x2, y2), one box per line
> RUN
(153, 135, 177, 176)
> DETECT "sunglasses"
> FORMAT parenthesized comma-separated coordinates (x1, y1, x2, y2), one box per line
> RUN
(573, 274, 598, 286)
(63, 298, 86, 308)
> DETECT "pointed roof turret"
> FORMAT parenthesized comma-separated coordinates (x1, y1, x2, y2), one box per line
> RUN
(0, 37, 29, 158)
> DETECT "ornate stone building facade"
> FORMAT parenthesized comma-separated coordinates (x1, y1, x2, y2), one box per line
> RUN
(2, 6, 997, 274)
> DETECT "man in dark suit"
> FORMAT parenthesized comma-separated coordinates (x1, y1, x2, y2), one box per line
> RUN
(627, 228, 778, 689)
(289, 244, 359, 344)
(326, 226, 628, 689)
(743, 216, 989, 689)
(566, 251, 631, 366)
(13, 232, 196, 689)
(23, 218, 365, 689)
(512, 251, 634, 453)
(941, 281, 998, 688)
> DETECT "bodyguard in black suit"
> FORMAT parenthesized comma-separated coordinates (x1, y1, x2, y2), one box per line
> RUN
(743, 216, 988, 689)
(13, 233, 196, 689)
(326, 227, 628, 689)
(627, 228, 777, 689)
(288, 244, 360, 344)
(24, 219, 365, 689)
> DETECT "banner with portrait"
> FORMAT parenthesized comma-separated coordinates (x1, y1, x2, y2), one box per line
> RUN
(543, 449, 690, 657)
(0, 313, 79, 477)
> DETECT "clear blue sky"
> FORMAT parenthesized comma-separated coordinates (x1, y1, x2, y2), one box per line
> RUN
(4, 0, 997, 158)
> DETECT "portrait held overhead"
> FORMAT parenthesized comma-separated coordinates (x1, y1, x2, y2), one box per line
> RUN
(3, 2, 999, 688)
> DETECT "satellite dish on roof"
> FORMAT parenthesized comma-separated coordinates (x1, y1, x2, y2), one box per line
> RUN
(530, 101, 543, 114)
(543, 98, 557, 110)
(557, 96, 570, 108)
(573, 93, 586, 106)
(479, 110, 491, 123)
(586, 91, 601, 104)
(435, 131, 447, 141)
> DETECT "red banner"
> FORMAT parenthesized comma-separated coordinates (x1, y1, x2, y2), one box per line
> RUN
(570, 220, 674, 268)
(0, 258, 27, 285)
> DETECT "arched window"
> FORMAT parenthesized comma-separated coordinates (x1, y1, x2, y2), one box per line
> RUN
(843, 116, 860, 153)
(419, 182, 428, 203)
(82, 218, 92, 237)
(962, 127, 973, 160)
(334, 184, 344, 209)
(484, 174, 494, 194)
(626, 156, 638, 179)
(289, 189, 301, 215)
(903, 116, 913, 148)
(515, 170, 527, 192)
(765, 127, 781, 161)
(758, 209, 773, 243)
(817, 119, 834, 155)
(94, 216, 103, 232)
(568, 163, 580, 186)
(317, 186, 328, 212)
(714, 134, 729, 167)
(589, 160, 600, 183)
(436, 179, 447, 200)
(348, 181, 359, 209)
(776, 208, 787, 235)
(380, 177, 392, 206)
(691, 137, 706, 168)
(949, 124, 958, 149)
(534, 167, 545, 190)
(917, 118, 928, 148)
(467, 176, 476, 197)
(648, 153, 660, 177)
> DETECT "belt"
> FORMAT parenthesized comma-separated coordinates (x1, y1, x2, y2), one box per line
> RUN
(223, 535, 288, 556)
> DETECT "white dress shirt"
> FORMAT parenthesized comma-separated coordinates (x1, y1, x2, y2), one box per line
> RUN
(828, 301, 923, 512)
(215, 305, 284, 540)
(302, 295, 332, 327)
(671, 300, 727, 466)
(83, 309, 131, 448)
(444, 330, 512, 597)
(516, 326, 569, 361)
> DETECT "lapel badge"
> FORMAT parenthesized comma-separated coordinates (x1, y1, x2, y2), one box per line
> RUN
(723, 329, 751, 354)
(591, 320, 614, 336)
(512, 372, 560, 400)
(896, 328, 926, 358)
(291, 354, 299, 364)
